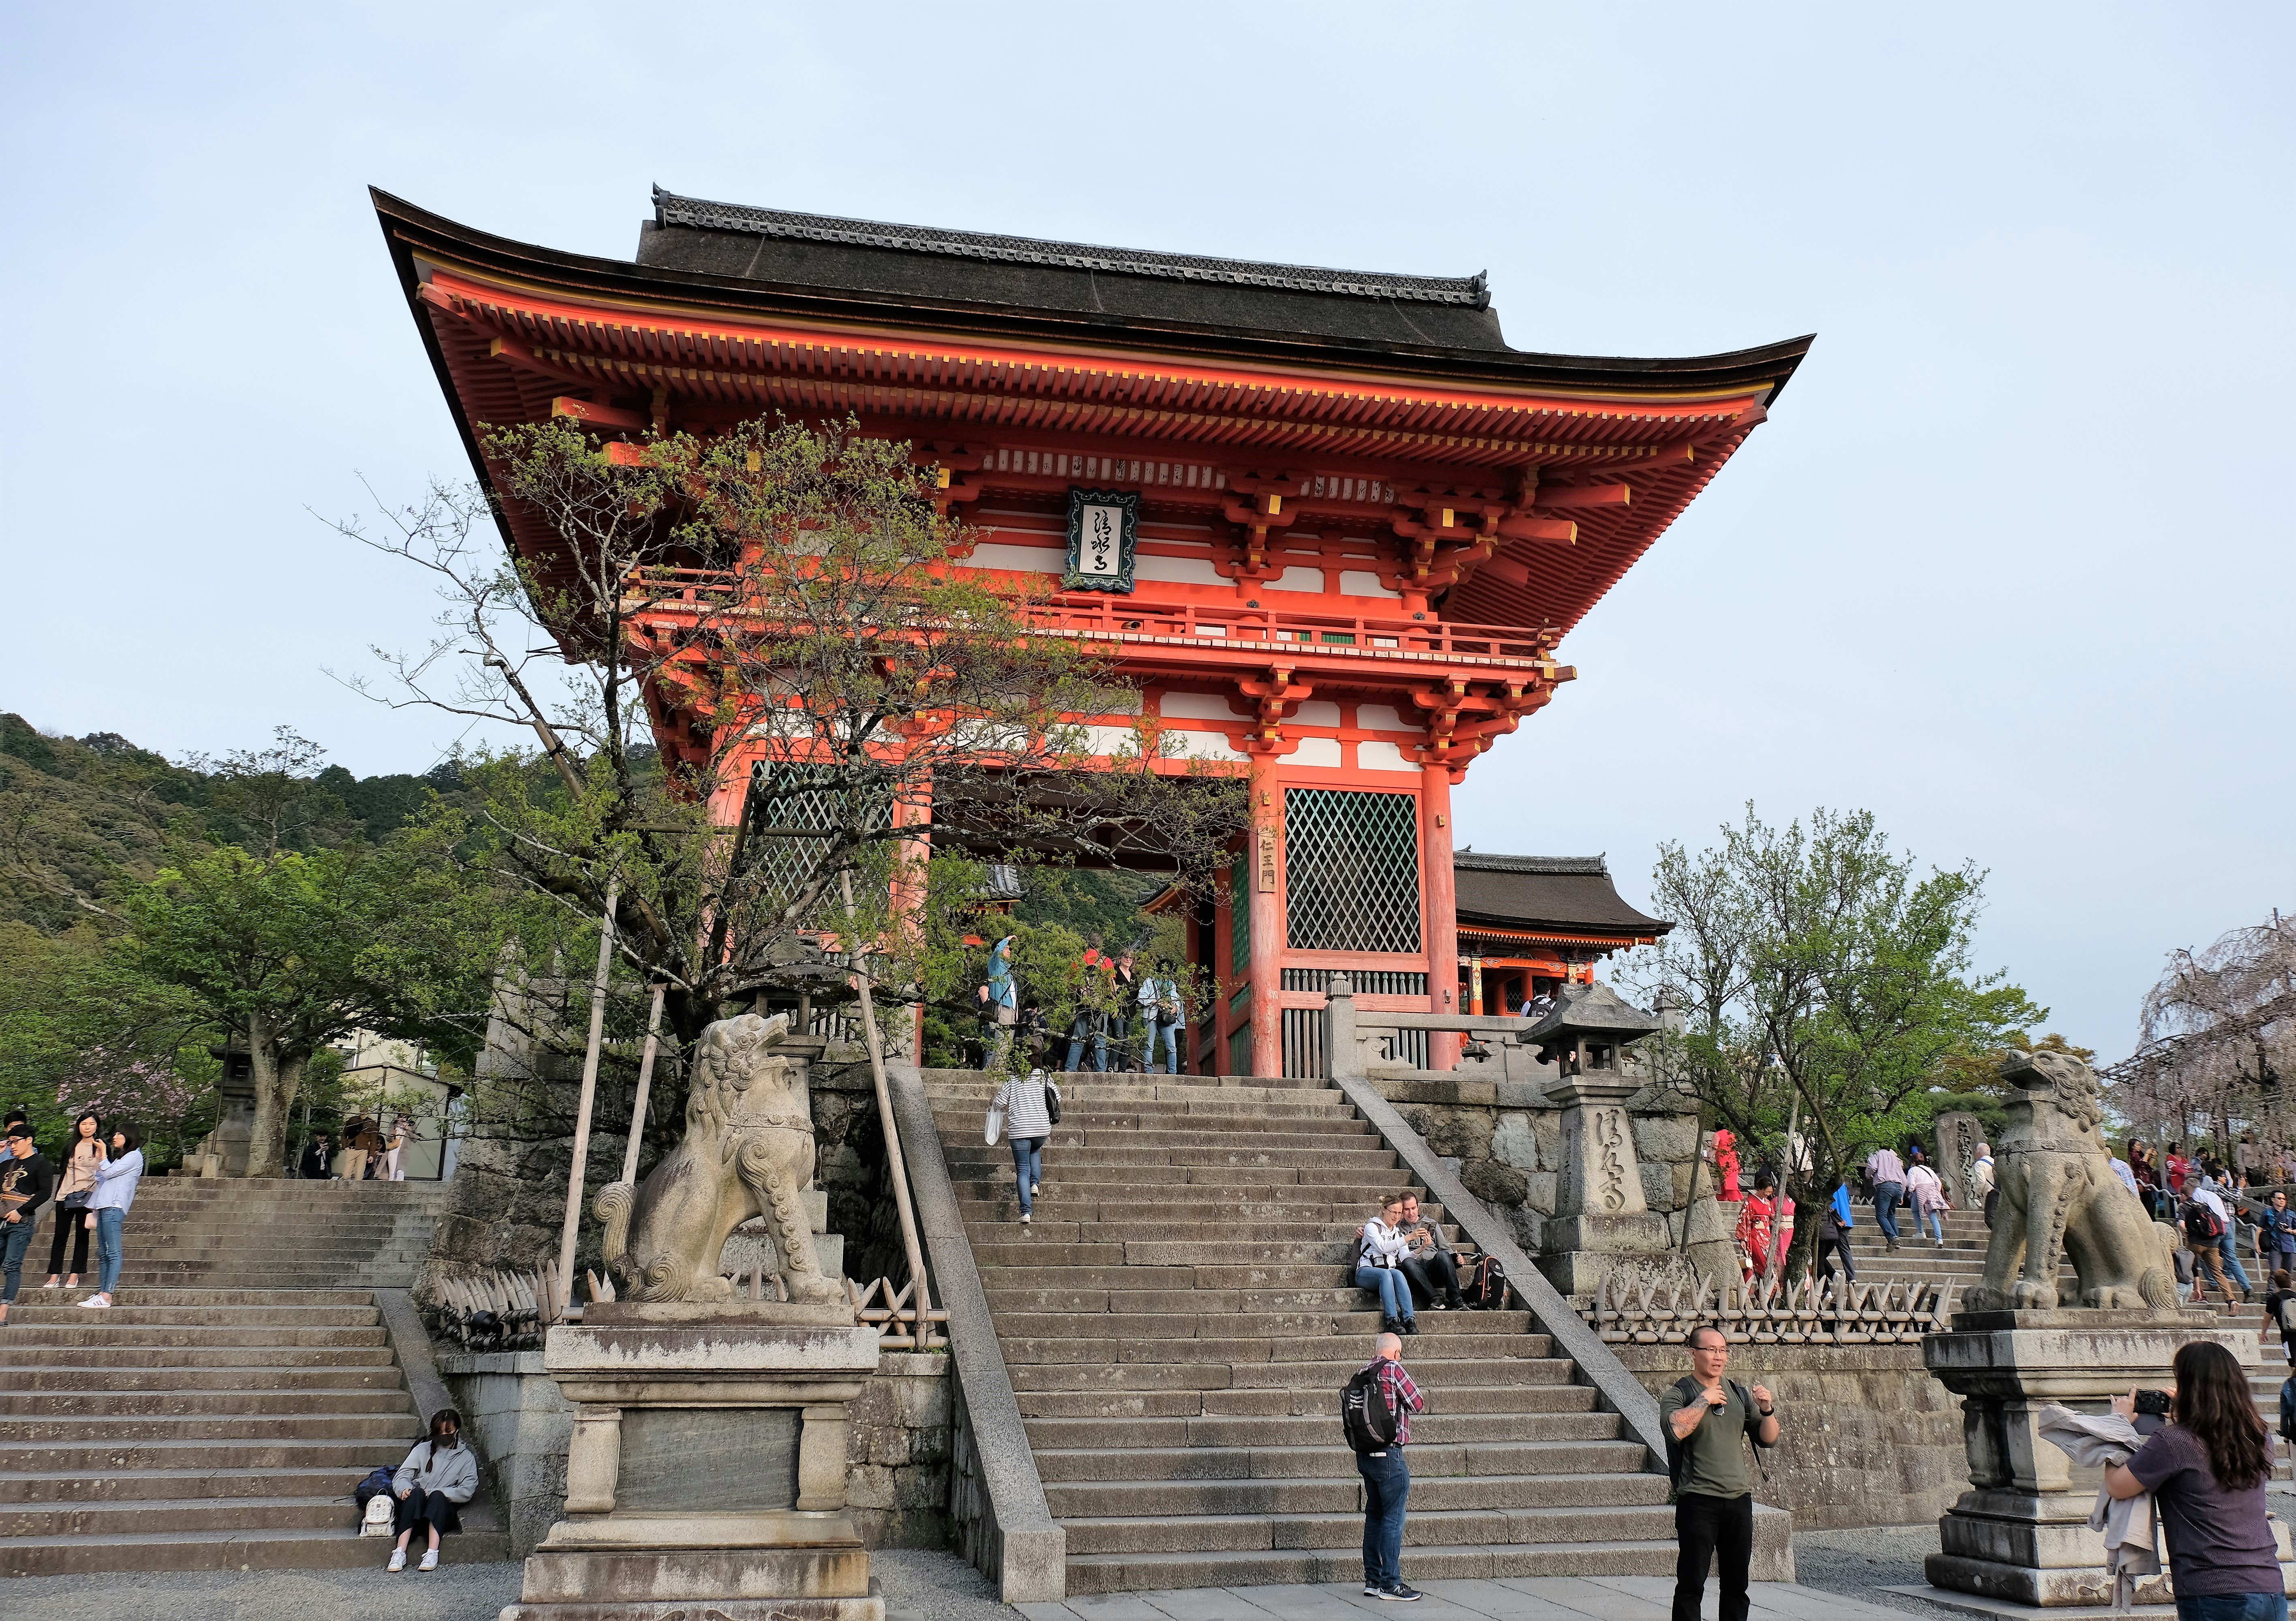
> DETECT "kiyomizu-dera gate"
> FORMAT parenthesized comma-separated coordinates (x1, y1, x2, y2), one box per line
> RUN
(375, 186, 1807, 1079)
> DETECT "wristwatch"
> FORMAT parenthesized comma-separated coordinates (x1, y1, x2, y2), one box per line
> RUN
(1757, 1403, 1776, 1417)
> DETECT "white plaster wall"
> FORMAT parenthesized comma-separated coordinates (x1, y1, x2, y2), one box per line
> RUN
(1358, 739, 1417, 772)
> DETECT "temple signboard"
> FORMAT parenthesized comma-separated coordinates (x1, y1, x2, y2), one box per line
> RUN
(1063, 488, 1138, 593)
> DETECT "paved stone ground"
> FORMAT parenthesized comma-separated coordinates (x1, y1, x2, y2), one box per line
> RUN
(32, 1517, 2224, 1621)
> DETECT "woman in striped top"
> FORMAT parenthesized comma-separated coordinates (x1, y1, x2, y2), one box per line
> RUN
(993, 1069, 1057, 1225)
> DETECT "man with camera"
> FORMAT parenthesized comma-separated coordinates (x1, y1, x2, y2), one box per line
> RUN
(1661, 1325, 1780, 1621)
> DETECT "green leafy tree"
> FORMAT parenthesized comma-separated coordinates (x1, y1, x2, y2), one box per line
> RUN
(111, 832, 493, 1178)
(1635, 805, 2044, 1274)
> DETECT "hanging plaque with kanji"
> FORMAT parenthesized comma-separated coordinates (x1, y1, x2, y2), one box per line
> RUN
(1063, 488, 1139, 593)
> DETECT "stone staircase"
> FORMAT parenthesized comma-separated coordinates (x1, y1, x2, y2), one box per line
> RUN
(924, 1068, 1674, 1596)
(0, 1179, 508, 1574)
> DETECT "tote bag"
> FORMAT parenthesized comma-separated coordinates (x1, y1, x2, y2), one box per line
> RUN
(984, 1091, 1006, 1146)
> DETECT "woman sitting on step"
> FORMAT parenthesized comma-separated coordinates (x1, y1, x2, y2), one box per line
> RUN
(1356, 1194, 1418, 1336)
(388, 1408, 479, 1572)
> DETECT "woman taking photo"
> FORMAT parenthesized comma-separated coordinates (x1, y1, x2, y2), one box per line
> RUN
(42, 1113, 104, 1289)
(2107, 1339, 2286, 1621)
(78, 1122, 144, 1310)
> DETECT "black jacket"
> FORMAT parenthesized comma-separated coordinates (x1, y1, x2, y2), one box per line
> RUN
(1, 1149, 54, 1223)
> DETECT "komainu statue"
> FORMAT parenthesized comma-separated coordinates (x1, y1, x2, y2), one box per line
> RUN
(592, 1012, 843, 1304)
(1963, 1049, 2177, 1312)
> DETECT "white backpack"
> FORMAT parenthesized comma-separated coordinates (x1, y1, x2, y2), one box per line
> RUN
(360, 1493, 396, 1536)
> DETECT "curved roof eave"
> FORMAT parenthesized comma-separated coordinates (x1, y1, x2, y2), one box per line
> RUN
(372, 188, 1813, 404)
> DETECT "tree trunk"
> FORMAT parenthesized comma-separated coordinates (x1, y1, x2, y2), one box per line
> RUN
(243, 1014, 295, 1179)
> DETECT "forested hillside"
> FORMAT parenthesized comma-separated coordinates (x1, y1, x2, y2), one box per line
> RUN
(0, 713, 464, 930)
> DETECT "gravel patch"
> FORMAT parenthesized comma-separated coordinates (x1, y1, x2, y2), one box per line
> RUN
(1792, 1523, 1966, 1620)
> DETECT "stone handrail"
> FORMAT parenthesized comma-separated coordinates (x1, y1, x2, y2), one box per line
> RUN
(885, 1062, 1065, 1603)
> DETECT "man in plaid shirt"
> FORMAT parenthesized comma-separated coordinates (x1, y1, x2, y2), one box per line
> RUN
(1358, 1331, 1427, 1602)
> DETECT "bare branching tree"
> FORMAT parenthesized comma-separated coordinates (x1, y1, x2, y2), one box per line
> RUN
(2104, 913, 2296, 1152)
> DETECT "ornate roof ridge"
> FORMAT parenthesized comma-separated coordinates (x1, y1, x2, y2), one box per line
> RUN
(652, 186, 1491, 309)
(1453, 851, 1610, 876)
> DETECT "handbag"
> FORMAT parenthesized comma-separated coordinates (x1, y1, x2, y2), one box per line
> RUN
(1042, 1080, 1062, 1126)
(984, 1097, 1006, 1146)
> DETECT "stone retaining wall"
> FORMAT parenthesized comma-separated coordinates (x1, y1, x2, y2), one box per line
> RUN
(1614, 1343, 1967, 1531)
(441, 1348, 952, 1556)
(1374, 1069, 1704, 1255)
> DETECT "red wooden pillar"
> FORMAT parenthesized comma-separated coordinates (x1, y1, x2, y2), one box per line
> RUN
(1248, 753, 1284, 1078)
(889, 776, 930, 1059)
(1421, 763, 1460, 1071)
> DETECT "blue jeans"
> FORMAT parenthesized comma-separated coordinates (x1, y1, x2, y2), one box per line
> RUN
(1918, 1205, 1947, 1243)
(2175, 1594, 2288, 1621)
(1, 1216, 36, 1303)
(2220, 1233, 2254, 1291)
(1355, 1265, 1415, 1323)
(1148, 1018, 1180, 1074)
(95, 1206, 125, 1295)
(1874, 1182, 1904, 1242)
(1357, 1446, 1410, 1590)
(1064, 1015, 1105, 1073)
(1010, 1137, 1045, 1215)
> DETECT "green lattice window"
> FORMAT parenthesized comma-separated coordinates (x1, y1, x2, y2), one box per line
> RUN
(1230, 848, 1250, 976)
(1284, 789, 1421, 954)
(743, 763, 889, 924)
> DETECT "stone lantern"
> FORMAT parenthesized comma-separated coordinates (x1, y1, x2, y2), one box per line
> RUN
(1522, 982, 1668, 1295)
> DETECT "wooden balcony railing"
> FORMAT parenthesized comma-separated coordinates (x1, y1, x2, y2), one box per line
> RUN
(623, 567, 1563, 670)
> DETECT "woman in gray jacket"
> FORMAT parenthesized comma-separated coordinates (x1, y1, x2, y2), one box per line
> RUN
(388, 1408, 479, 1572)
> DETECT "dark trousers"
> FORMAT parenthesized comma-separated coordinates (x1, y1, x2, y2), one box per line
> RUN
(1873, 1182, 1904, 1242)
(1673, 1490, 1754, 1621)
(1401, 1251, 1463, 1309)
(1815, 1232, 1855, 1287)
(0, 1217, 36, 1304)
(1357, 1447, 1410, 1590)
(46, 1205, 90, 1278)
(393, 1486, 463, 1541)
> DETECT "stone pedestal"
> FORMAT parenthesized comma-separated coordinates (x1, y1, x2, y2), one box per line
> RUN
(503, 1302, 885, 1621)
(1537, 1074, 1670, 1296)
(1924, 1309, 2291, 1606)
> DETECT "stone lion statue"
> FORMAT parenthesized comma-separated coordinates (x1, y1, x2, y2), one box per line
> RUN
(1963, 1049, 2177, 1312)
(592, 1012, 843, 1304)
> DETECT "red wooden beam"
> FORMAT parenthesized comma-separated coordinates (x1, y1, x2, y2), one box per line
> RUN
(552, 397, 648, 431)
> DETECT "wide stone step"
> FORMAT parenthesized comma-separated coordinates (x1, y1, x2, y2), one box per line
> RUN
(985, 1287, 1464, 1314)
(0, 1494, 367, 1537)
(0, 1438, 417, 1474)
(960, 1196, 1452, 1225)
(0, 1305, 381, 1328)
(4, 1289, 380, 1308)
(0, 1412, 420, 1444)
(937, 1139, 1396, 1162)
(990, 1310, 1537, 1341)
(1043, 1468, 1672, 1520)
(1059, 1500, 1678, 1555)
(934, 1110, 1372, 1137)
(1059, 1537, 1676, 1595)
(973, 1261, 1360, 1289)
(962, 1220, 1414, 1247)
(922, 1070, 1333, 1094)
(0, 1524, 510, 1578)
(1005, 1353, 1567, 1393)
(1029, 1436, 1648, 1483)
(0, 1465, 366, 1506)
(0, 1388, 414, 1419)
(0, 1364, 408, 1393)
(1023, 1411, 1619, 1449)
(0, 1345, 396, 1371)
(1014, 1382, 1597, 1420)
(0, 1326, 388, 1349)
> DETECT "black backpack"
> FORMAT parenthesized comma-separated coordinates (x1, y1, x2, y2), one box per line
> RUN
(1462, 1254, 1510, 1311)
(2184, 1201, 2224, 1243)
(1663, 1376, 1768, 1490)
(1342, 1364, 1402, 1454)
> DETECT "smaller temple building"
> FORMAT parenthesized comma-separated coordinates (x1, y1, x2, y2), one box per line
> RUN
(1453, 851, 1670, 1019)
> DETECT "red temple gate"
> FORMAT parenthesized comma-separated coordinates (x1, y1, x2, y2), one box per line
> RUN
(377, 187, 1806, 1077)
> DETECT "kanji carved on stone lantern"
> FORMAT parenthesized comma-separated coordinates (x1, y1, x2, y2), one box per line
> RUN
(376, 186, 1806, 1079)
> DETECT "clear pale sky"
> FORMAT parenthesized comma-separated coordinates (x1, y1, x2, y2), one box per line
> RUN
(4, 4, 2288, 1060)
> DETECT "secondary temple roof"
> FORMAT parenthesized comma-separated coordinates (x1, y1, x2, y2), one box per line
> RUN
(1452, 851, 1670, 945)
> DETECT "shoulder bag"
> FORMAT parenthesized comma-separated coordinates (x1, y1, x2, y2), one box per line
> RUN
(984, 1089, 1006, 1146)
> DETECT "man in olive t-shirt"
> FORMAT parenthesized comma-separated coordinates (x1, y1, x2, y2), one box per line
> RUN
(1659, 1325, 1780, 1621)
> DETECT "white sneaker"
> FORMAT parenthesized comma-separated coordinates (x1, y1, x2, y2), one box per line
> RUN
(387, 1549, 407, 1573)
(1031, 1184, 1041, 1195)
(78, 1296, 109, 1309)
(418, 1548, 438, 1572)
(1020, 1213, 1031, 1224)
